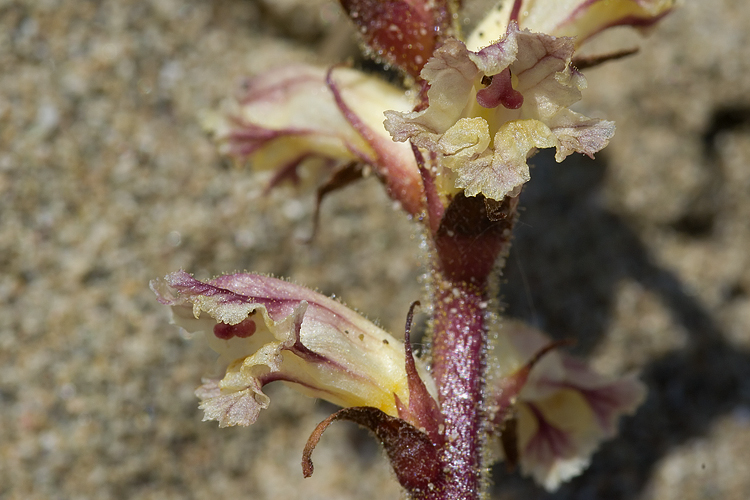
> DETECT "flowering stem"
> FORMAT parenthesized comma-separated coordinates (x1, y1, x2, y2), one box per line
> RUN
(426, 193, 518, 498)
(431, 277, 489, 498)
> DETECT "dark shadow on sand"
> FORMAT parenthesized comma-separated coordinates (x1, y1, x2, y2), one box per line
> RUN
(489, 149, 750, 499)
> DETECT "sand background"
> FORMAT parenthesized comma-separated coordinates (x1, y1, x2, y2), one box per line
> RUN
(2, 0, 750, 498)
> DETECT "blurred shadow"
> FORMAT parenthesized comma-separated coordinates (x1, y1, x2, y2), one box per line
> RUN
(490, 150, 750, 499)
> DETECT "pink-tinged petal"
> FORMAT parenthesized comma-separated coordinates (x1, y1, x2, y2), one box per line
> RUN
(206, 64, 423, 215)
(499, 28, 616, 162)
(556, 355, 646, 435)
(151, 271, 438, 427)
(339, 0, 457, 78)
(385, 27, 613, 202)
(515, 396, 597, 490)
(324, 69, 425, 215)
(467, 0, 676, 51)
(486, 338, 570, 429)
(547, 114, 616, 162)
(486, 320, 646, 490)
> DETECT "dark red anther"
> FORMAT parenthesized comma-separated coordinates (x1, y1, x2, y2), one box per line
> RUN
(213, 316, 257, 339)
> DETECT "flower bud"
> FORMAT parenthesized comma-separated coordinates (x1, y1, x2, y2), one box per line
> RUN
(339, 0, 457, 78)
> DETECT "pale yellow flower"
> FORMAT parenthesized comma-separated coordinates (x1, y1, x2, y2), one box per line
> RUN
(205, 64, 424, 214)
(151, 271, 437, 427)
(385, 25, 614, 202)
(487, 319, 646, 490)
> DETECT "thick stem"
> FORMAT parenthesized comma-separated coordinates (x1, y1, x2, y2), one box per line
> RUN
(425, 193, 518, 499)
(431, 278, 488, 498)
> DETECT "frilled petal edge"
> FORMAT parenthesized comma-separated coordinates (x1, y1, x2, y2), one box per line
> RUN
(385, 27, 614, 202)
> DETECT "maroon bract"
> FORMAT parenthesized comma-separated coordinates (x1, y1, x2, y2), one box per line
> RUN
(339, 0, 456, 78)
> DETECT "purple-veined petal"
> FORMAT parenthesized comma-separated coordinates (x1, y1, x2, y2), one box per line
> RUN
(467, 0, 676, 51)
(151, 271, 438, 427)
(486, 319, 646, 490)
(206, 64, 424, 215)
(385, 26, 614, 202)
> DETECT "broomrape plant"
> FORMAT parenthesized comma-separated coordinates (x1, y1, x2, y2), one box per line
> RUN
(152, 0, 674, 498)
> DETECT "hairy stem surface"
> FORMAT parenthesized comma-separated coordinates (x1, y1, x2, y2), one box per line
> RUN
(424, 194, 518, 499)
(431, 278, 489, 498)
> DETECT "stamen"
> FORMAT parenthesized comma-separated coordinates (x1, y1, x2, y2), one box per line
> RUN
(213, 316, 257, 339)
